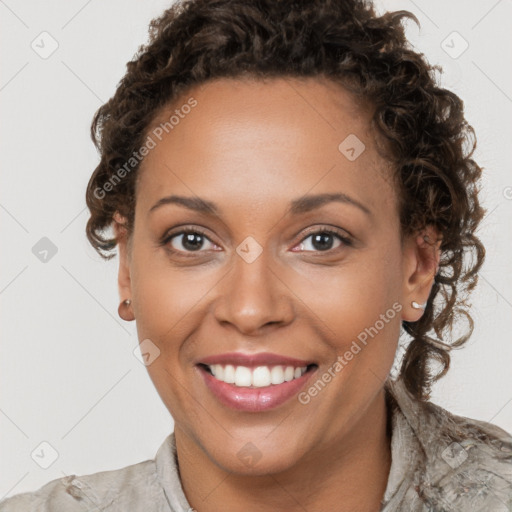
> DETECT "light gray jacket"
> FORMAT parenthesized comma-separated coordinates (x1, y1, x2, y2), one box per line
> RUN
(1, 378, 511, 511)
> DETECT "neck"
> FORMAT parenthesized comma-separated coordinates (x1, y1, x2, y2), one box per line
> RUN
(176, 387, 392, 512)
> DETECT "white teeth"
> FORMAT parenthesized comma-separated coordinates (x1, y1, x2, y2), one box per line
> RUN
(270, 365, 285, 385)
(224, 364, 235, 384)
(284, 366, 295, 382)
(252, 366, 271, 387)
(234, 366, 252, 387)
(215, 365, 224, 381)
(207, 364, 308, 387)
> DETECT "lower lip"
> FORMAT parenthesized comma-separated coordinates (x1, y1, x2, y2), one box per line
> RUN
(198, 365, 316, 412)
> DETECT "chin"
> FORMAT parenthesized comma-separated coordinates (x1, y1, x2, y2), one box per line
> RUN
(202, 435, 308, 477)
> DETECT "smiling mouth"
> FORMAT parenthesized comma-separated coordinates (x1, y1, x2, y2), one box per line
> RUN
(199, 363, 318, 388)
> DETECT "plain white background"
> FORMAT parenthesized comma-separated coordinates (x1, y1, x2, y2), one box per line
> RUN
(1, 0, 511, 499)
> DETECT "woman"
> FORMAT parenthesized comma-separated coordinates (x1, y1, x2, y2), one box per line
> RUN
(2, 0, 511, 510)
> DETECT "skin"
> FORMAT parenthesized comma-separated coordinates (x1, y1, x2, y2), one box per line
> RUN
(114, 77, 440, 512)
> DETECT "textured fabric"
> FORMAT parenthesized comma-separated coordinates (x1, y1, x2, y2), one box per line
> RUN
(381, 380, 512, 511)
(1, 378, 511, 511)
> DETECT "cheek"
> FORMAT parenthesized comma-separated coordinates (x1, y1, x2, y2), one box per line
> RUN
(290, 252, 403, 393)
(130, 249, 222, 348)
(291, 249, 402, 340)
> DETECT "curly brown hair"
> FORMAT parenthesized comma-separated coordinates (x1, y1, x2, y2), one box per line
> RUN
(85, 0, 485, 401)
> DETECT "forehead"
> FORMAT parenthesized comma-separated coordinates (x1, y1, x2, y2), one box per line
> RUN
(136, 77, 396, 218)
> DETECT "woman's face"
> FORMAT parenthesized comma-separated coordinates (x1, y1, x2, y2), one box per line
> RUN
(117, 77, 435, 475)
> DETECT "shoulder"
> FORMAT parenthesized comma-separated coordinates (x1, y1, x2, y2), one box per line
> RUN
(0, 458, 167, 512)
(421, 397, 512, 472)
(421, 399, 512, 505)
(388, 379, 512, 510)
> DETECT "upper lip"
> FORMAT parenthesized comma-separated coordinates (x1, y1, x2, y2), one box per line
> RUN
(198, 352, 315, 368)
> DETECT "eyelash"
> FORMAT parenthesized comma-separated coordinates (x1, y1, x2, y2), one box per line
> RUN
(294, 227, 353, 252)
(160, 226, 353, 257)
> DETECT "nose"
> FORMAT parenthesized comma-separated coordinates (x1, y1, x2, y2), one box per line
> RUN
(213, 246, 295, 336)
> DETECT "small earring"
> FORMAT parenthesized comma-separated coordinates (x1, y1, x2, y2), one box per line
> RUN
(118, 299, 133, 321)
(411, 300, 426, 310)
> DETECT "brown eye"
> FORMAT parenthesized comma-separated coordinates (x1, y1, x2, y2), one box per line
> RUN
(294, 229, 352, 253)
(172, 232, 207, 251)
(162, 228, 220, 254)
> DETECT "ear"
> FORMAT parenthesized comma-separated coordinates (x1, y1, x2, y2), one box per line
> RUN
(114, 212, 135, 322)
(401, 225, 441, 322)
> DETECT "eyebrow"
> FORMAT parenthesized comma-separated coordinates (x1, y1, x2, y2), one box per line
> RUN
(288, 192, 371, 217)
(149, 195, 219, 215)
(148, 192, 371, 217)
